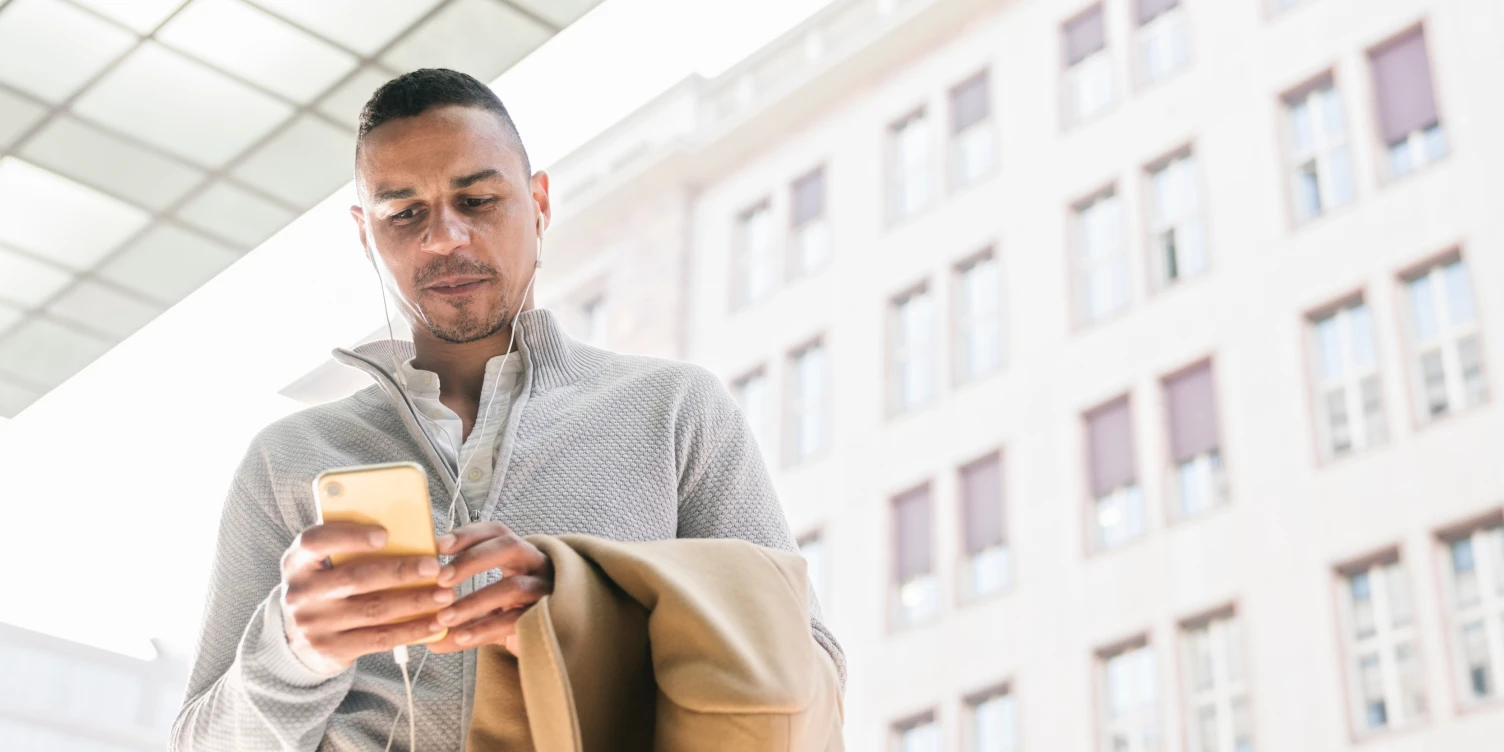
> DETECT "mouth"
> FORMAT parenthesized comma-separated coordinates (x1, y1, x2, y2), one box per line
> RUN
(425, 276, 490, 297)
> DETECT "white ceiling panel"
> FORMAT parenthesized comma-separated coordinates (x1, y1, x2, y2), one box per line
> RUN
(0, 244, 73, 308)
(0, 0, 138, 103)
(47, 280, 164, 339)
(20, 116, 205, 212)
(382, 0, 552, 82)
(509, 0, 596, 28)
(0, 378, 40, 418)
(158, 0, 359, 105)
(0, 301, 23, 333)
(69, 0, 188, 34)
(233, 115, 352, 207)
(248, 0, 444, 57)
(0, 88, 49, 149)
(0, 157, 151, 270)
(316, 66, 392, 129)
(71, 42, 294, 168)
(97, 224, 240, 303)
(0, 317, 113, 387)
(176, 180, 296, 247)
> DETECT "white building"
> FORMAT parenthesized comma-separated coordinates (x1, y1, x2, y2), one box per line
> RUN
(536, 0, 1504, 750)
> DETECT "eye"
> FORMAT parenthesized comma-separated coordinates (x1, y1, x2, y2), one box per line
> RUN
(390, 207, 416, 221)
(464, 197, 495, 208)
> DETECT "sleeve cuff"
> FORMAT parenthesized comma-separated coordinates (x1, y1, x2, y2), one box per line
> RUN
(249, 588, 349, 687)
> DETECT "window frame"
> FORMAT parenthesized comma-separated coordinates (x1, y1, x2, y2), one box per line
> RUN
(1133, 0, 1192, 90)
(730, 198, 777, 311)
(1434, 513, 1504, 713)
(1082, 393, 1146, 555)
(963, 680, 1019, 752)
(947, 68, 1000, 192)
(889, 480, 942, 631)
(887, 280, 939, 418)
(730, 365, 773, 459)
(951, 245, 1007, 386)
(1395, 249, 1489, 427)
(1366, 23, 1449, 183)
(1097, 635, 1161, 752)
(1333, 550, 1430, 739)
(1280, 72, 1355, 226)
(1160, 356, 1229, 524)
(1142, 144, 1209, 293)
(887, 107, 935, 225)
(956, 448, 1011, 604)
(783, 336, 831, 467)
(1178, 605, 1254, 752)
(1304, 292, 1389, 464)
(787, 164, 831, 281)
(1070, 184, 1131, 329)
(1060, 3, 1117, 129)
(891, 709, 942, 752)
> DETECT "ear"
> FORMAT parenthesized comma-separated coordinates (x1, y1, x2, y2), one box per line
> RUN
(530, 170, 552, 234)
(349, 204, 371, 262)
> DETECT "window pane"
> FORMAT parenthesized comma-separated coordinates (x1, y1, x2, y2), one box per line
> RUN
(1421, 351, 1448, 416)
(1195, 705, 1218, 752)
(1231, 696, 1254, 752)
(1452, 538, 1479, 606)
(1348, 303, 1376, 369)
(899, 720, 940, 752)
(974, 693, 1017, 752)
(1458, 335, 1488, 407)
(1394, 642, 1426, 719)
(1325, 390, 1351, 455)
(1359, 653, 1387, 729)
(1319, 86, 1346, 137)
(1325, 145, 1354, 207)
(1461, 621, 1493, 700)
(1386, 562, 1413, 627)
(1294, 162, 1321, 220)
(1351, 572, 1375, 638)
(1360, 376, 1387, 446)
(1408, 273, 1440, 343)
(1289, 100, 1314, 155)
(1315, 314, 1345, 381)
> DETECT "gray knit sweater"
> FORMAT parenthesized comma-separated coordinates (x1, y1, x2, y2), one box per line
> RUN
(171, 308, 845, 751)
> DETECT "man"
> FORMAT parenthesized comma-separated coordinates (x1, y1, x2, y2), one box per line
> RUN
(171, 69, 844, 751)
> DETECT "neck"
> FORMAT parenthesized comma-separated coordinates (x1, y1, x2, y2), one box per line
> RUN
(409, 315, 525, 401)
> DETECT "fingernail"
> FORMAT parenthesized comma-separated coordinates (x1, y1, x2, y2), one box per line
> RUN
(369, 530, 387, 547)
(418, 558, 440, 577)
(455, 630, 472, 644)
(429, 621, 443, 633)
(437, 533, 456, 549)
(437, 607, 457, 624)
(433, 589, 454, 605)
(439, 565, 455, 582)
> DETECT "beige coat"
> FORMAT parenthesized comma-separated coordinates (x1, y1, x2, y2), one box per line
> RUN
(466, 535, 845, 751)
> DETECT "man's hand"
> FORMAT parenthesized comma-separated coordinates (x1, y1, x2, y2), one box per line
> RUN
(424, 521, 553, 656)
(279, 522, 452, 671)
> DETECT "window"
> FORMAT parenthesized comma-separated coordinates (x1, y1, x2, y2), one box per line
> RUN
(1309, 299, 1387, 460)
(890, 110, 932, 221)
(893, 484, 939, 627)
(732, 368, 770, 454)
(890, 285, 936, 415)
(959, 452, 1009, 600)
(955, 250, 1005, 382)
(1337, 556, 1427, 735)
(1284, 78, 1354, 223)
(1064, 5, 1114, 124)
(1073, 189, 1129, 325)
(1370, 28, 1446, 178)
(949, 71, 998, 189)
(967, 686, 1019, 752)
(893, 713, 941, 752)
(1182, 612, 1253, 752)
(789, 167, 830, 278)
(1135, 0, 1189, 87)
(1086, 397, 1144, 551)
(1438, 523, 1504, 706)
(732, 201, 776, 309)
(787, 339, 830, 464)
(1146, 151, 1207, 289)
(1164, 362, 1226, 519)
(580, 294, 607, 346)
(1101, 641, 1159, 752)
(798, 531, 831, 613)
(1402, 256, 1487, 421)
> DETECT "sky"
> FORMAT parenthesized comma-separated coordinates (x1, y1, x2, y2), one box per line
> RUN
(0, 0, 835, 660)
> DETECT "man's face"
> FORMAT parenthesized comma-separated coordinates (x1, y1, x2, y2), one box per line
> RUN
(351, 105, 549, 344)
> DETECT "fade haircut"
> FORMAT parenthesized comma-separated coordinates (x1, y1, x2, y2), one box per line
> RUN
(356, 68, 531, 175)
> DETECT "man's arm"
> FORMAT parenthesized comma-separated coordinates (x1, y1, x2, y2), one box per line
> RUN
(170, 442, 355, 751)
(672, 366, 848, 690)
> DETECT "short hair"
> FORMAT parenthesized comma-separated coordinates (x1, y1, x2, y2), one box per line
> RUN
(356, 68, 531, 175)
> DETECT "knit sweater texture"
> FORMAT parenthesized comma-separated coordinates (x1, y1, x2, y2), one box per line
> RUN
(170, 307, 845, 751)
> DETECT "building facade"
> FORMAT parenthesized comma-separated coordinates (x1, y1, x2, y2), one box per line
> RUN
(536, 0, 1504, 750)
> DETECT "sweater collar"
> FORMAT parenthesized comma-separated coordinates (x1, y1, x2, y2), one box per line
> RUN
(331, 307, 606, 393)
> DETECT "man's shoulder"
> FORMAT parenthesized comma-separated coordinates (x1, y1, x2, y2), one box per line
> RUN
(590, 349, 727, 401)
(249, 385, 388, 453)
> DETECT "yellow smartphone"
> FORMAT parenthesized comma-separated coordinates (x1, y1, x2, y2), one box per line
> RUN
(313, 461, 447, 645)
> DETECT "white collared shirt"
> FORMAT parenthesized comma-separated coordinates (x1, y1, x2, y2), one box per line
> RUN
(398, 351, 524, 521)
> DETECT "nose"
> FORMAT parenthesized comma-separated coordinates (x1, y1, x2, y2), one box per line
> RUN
(420, 203, 470, 255)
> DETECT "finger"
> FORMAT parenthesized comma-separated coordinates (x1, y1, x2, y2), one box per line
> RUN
(435, 520, 514, 556)
(437, 534, 548, 587)
(320, 615, 446, 661)
(283, 523, 388, 573)
(435, 576, 550, 627)
(304, 586, 456, 632)
(287, 555, 441, 604)
(425, 610, 524, 654)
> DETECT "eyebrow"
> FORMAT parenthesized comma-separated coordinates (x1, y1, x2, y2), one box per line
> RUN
(373, 169, 505, 203)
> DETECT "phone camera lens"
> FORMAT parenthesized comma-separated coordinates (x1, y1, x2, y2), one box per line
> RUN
(326, 482, 343, 497)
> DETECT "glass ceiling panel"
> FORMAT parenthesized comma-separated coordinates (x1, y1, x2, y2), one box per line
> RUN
(0, 0, 138, 103)
(20, 116, 206, 212)
(382, 0, 552, 83)
(247, 0, 444, 57)
(0, 157, 150, 270)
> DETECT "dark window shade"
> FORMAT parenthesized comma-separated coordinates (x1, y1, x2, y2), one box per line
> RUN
(1136, 0, 1177, 25)
(893, 485, 933, 582)
(1165, 363, 1220, 463)
(950, 72, 991, 134)
(1064, 5, 1106, 66)
(961, 454, 1004, 554)
(1087, 397, 1135, 497)
(1371, 29, 1440, 145)
(791, 168, 825, 227)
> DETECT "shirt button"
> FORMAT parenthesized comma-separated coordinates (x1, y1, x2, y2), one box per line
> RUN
(470, 510, 482, 522)
(466, 467, 484, 481)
